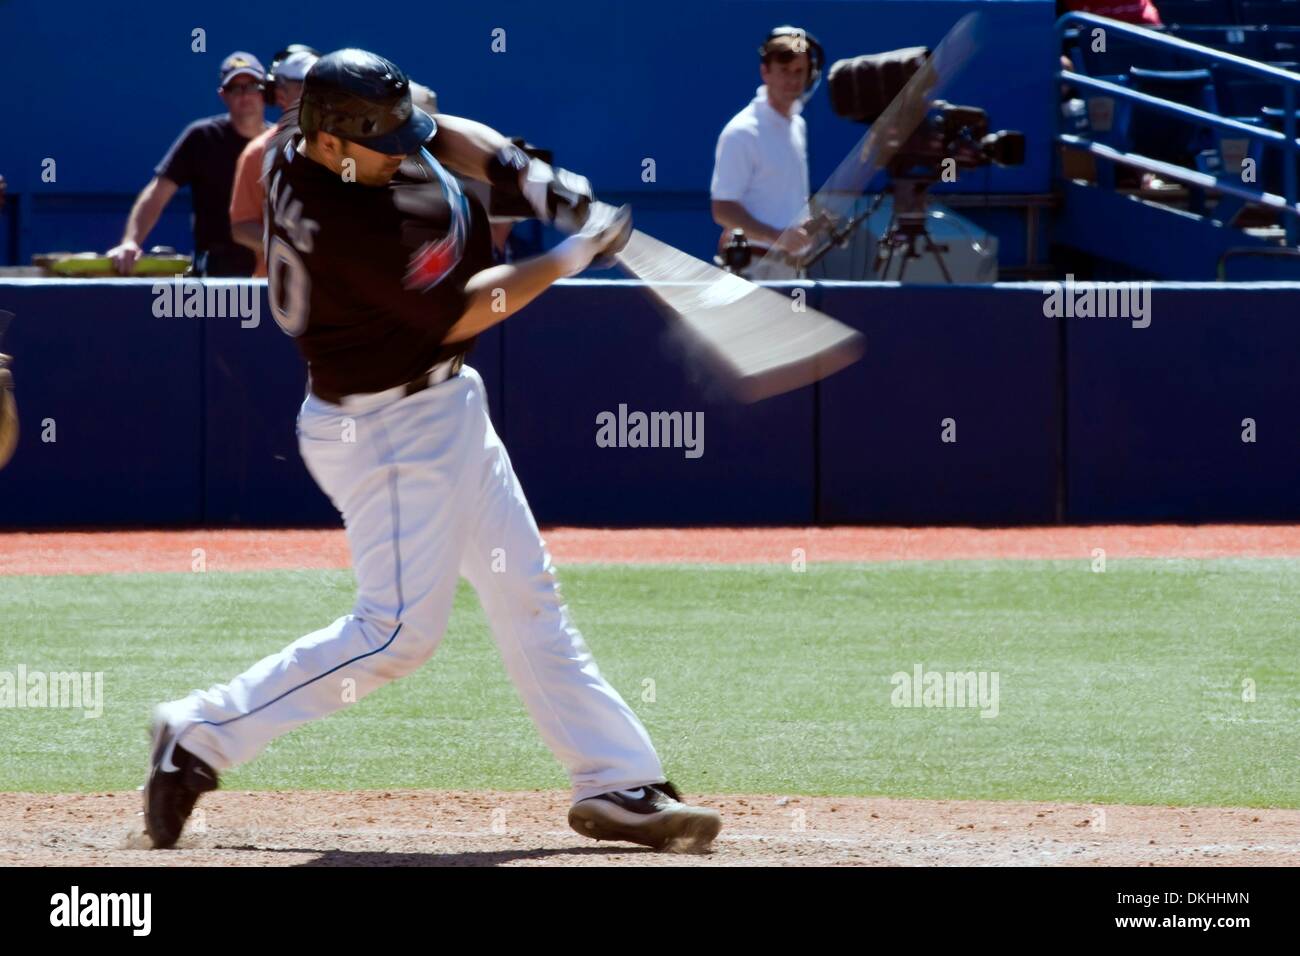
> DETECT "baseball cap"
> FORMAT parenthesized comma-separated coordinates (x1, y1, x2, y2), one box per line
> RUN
(275, 50, 318, 82)
(220, 52, 266, 88)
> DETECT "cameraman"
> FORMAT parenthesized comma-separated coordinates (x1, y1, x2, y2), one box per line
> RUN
(710, 27, 822, 279)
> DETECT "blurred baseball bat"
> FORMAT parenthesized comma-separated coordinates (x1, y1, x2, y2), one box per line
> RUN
(770, 12, 982, 271)
(590, 13, 984, 400)
(614, 231, 864, 403)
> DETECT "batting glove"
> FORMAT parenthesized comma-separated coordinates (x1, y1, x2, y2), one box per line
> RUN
(551, 202, 632, 276)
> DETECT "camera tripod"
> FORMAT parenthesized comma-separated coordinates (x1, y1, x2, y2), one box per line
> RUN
(872, 177, 954, 283)
(801, 176, 955, 283)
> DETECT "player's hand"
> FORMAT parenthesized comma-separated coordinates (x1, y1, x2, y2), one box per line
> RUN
(520, 160, 594, 233)
(551, 202, 632, 277)
(107, 240, 142, 276)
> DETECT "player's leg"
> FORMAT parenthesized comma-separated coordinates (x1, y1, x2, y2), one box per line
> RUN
(156, 381, 480, 774)
(453, 367, 681, 786)
(455, 369, 663, 799)
(457, 374, 660, 801)
(455, 367, 720, 850)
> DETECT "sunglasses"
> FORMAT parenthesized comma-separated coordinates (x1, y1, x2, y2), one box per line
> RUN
(223, 81, 265, 96)
(769, 50, 810, 65)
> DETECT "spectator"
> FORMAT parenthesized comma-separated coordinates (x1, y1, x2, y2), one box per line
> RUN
(230, 47, 320, 276)
(710, 26, 822, 279)
(108, 52, 269, 277)
(1058, 0, 1162, 27)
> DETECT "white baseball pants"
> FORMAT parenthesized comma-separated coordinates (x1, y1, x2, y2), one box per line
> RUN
(160, 365, 666, 802)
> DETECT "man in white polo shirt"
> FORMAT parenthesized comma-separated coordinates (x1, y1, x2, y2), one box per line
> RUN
(710, 26, 824, 280)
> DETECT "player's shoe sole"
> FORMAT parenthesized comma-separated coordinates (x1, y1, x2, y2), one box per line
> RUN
(143, 717, 219, 849)
(568, 782, 722, 853)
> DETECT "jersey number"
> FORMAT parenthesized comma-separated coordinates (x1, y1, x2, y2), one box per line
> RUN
(268, 236, 310, 337)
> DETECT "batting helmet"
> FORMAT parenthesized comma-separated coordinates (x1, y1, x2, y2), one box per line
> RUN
(299, 48, 435, 155)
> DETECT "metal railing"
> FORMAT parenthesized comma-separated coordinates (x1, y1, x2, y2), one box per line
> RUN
(1057, 11, 1300, 244)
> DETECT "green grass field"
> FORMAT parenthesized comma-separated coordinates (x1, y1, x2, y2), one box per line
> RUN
(1, 559, 1296, 807)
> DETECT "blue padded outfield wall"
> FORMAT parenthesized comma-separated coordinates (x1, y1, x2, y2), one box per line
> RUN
(0, 0, 1056, 267)
(1065, 284, 1300, 523)
(817, 284, 1061, 524)
(2, 279, 1298, 528)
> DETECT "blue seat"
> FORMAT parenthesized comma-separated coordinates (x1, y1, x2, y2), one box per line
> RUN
(1250, 105, 1300, 194)
(1239, 0, 1300, 27)
(1158, 0, 1239, 25)
(1212, 62, 1287, 114)
(1258, 26, 1300, 58)
(1073, 27, 1179, 74)
(1168, 24, 1300, 59)
(1124, 67, 1222, 165)
(1259, 102, 1300, 126)
(1129, 66, 1221, 104)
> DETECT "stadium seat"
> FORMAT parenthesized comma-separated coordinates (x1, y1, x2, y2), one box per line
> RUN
(1167, 24, 1300, 60)
(1258, 102, 1300, 124)
(1123, 67, 1221, 165)
(1239, 0, 1300, 26)
(1259, 27, 1300, 59)
(1074, 34, 1179, 74)
(1249, 105, 1300, 195)
(1213, 64, 1287, 114)
(1158, 0, 1239, 25)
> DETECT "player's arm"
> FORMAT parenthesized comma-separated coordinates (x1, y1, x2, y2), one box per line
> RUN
(427, 113, 512, 181)
(445, 203, 631, 343)
(446, 255, 566, 343)
(430, 113, 595, 231)
(108, 176, 179, 275)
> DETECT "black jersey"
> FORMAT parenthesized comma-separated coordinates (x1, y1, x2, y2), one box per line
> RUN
(263, 125, 493, 398)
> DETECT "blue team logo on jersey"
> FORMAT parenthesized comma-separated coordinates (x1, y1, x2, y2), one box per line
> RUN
(403, 148, 470, 292)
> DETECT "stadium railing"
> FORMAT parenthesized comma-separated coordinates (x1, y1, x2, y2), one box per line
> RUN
(1058, 11, 1300, 244)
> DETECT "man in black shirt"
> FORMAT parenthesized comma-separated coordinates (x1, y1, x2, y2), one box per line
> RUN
(108, 52, 268, 277)
(142, 49, 722, 855)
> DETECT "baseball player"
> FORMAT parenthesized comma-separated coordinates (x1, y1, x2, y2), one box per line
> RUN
(143, 48, 722, 854)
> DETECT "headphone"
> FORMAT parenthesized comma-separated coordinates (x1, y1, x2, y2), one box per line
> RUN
(264, 44, 321, 105)
(759, 26, 825, 102)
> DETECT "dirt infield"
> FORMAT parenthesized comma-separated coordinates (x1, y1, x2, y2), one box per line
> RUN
(2, 790, 1297, 867)
(3, 524, 1300, 576)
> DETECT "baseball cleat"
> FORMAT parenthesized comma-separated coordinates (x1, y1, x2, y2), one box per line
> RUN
(568, 781, 722, 853)
(143, 718, 219, 849)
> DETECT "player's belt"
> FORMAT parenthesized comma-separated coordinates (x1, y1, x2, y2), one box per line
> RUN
(312, 354, 465, 409)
